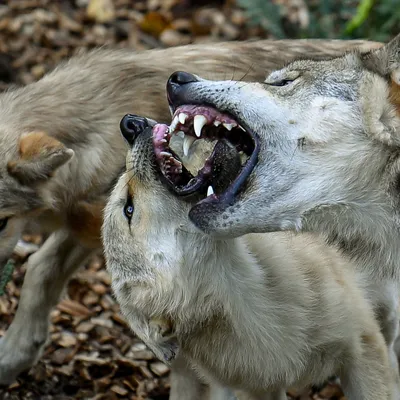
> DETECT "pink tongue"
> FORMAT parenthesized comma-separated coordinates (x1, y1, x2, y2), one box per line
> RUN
(175, 105, 237, 125)
(153, 123, 170, 157)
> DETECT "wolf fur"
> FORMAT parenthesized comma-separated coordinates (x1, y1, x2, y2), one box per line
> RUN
(0, 39, 382, 386)
(102, 122, 395, 400)
(161, 33, 400, 395)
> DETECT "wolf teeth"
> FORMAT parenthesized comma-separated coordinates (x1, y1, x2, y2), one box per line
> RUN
(170, 115, 179, 132)
(214, 120, 221, 127)
(194, 115, 207, 138)
(223, 123, 235, 131)
(207, 186, 214, 196)
(178, 113, 188, 124)
(183, 135, 196, 157)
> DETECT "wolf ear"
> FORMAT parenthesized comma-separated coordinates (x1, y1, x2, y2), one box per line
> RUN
(360, 34, 400, 145)
(362, 34, 400, 114)
(7, 132, 74, 185)
(362, 34, 400, 77)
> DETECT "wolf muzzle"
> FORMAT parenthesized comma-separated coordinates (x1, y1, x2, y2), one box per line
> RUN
(120, 114, 151, 146)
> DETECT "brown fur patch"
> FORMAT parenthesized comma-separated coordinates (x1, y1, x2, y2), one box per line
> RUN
(126, 174, 135, 197)
(361, 333, 378, 346)
(19, 131, 64, 159)
(67, 200, 104, 248)
(389, 73, 400, 115)
(7, 131, 73, 184)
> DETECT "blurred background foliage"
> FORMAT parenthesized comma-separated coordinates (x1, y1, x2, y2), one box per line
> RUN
(237, 0, 400, 42)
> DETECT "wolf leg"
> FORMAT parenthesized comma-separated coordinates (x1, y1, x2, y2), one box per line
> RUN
(367, 279, 400, 397)
(169, 356, 209, 400)
(206, 382, 237, 400)
(0, 230, 93, 385)
(236, 390, 287, 400)
(339, 330, 394, 400)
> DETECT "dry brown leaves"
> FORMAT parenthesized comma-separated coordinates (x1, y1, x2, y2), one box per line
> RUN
(0, 236, 172, 400)
(0, 0, 267, 89)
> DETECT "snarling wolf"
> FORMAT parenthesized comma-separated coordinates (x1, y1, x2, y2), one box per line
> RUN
(156, 32, 400, 394)
(102, 115, 396, 400)
(0, 39, 381, 386)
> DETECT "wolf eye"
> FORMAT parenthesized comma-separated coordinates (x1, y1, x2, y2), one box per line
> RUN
(268, 79, 295, 87)
(0, 218, 8, 232)
(123, 200, 134, 221)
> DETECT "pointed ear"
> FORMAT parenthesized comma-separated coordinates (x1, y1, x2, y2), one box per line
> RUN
(389, 69, 400, 116)
(362, 34, 400, 77)
(7, 132, 74, 185)
(359, 35, 400, 145)
(362, 34, 400, 113)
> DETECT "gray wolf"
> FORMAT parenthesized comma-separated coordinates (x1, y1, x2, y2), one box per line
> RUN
(102, 115, 395, 400)
(158, 32, 400, 395)
(0, 38, 381, 386)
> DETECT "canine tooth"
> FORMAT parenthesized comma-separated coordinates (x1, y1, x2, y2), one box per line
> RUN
(170, 157, 182, 166)
(178, 113, 188, 124)
(239, 125, 245, 131)
(170, 115, 179, 132)
(183, 135, 196, 157)
(207, 186, 214, 196)
(160, 139, 167, 143)
(214, 120, 221, 127)
(160, 151, 172, 157)
(194, 115, 207, 137)
(223, 123, 234, 131)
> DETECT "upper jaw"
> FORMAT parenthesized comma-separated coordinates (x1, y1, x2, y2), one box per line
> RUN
(164, 76, 261, 227)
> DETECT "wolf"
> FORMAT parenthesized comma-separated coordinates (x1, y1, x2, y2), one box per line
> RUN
(156, 32, 400, 393)
(102, 115, 395, 400)
(0, 39, 380, 386)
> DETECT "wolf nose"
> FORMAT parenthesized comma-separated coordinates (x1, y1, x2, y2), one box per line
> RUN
(120, 114, 149, 145)
(168, 71, 198, 85)
(167, 71, 198, 106)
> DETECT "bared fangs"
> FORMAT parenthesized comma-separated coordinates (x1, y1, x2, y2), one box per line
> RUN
(152, 104, 258, 203)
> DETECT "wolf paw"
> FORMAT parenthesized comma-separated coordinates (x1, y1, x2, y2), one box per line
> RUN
(0, 327, 47, 385)
(150, 337, 180, 365)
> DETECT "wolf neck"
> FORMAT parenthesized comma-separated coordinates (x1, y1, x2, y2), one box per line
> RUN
(173, 230, 275, 327)
(305, 201, 400, 280)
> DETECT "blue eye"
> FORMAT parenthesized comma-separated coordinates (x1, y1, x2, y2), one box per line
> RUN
(124, 203, 134, 220)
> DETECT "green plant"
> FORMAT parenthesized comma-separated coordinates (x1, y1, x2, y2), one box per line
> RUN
(236, 0, 285, 38)
(236, 0, 400, 41)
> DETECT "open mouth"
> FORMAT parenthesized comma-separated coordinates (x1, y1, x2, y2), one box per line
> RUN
(152, 105, 259, 204)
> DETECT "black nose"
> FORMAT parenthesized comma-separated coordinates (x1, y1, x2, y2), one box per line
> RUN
(168, 71, 198, 85)
(167, 71, 198, 106)
(120, 114, 149, 145)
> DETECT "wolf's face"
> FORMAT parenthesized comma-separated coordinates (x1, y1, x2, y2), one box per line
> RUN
(0, 129, 73, 268)
(163, 35, 400, 238)
(102, 116, 202, 288)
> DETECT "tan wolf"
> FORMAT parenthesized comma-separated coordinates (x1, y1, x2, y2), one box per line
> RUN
(102, 115, 395, 400)
(145, 33, 400, 395)
(0, 39, 381, 386)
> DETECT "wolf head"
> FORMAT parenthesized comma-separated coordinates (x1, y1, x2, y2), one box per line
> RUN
(0, 115, 73, 267)
(164, 34, 400, 245)
(102, 115, 202, 285)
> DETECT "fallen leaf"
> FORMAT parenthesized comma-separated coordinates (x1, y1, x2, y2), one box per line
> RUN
(87, 0, 115, 23)
(58, 298, 92, 317)
(139, 11, 171, 37)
